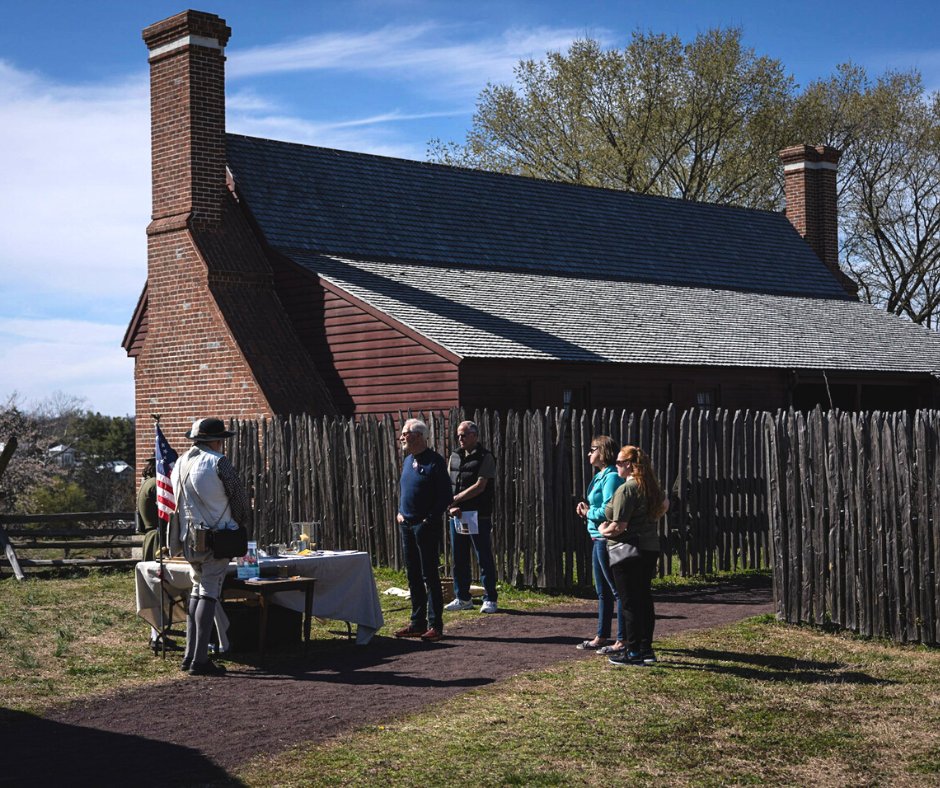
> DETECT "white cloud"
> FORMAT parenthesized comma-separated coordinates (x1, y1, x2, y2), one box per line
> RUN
(228, 107, 459, 160)
(0, 316, 134, 416)
(0, 20, 598, 415)
(0, 60, 151, 307)
(228, 23, 596, 98)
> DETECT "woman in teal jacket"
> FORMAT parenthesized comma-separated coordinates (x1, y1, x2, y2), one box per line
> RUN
(575, 435, 626, 652)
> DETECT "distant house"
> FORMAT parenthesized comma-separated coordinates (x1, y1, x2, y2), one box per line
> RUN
(48, 444, 77, 468)
(124, 10, 940, 467)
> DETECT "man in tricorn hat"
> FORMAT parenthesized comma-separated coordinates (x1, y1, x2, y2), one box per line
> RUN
(171, 417, 249, 676)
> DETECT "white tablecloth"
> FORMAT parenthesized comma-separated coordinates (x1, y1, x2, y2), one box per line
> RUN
(135, 551, 385, 646)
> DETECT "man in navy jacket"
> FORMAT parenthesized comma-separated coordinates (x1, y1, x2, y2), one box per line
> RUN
(395, 418, 453, 642)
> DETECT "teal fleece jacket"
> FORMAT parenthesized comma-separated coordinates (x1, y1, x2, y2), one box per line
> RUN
(583, 465, 624, 539)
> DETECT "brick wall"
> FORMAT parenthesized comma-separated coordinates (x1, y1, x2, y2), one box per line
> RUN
(135, 12, 250, 469)
(133, 10, 335, 472)
(779, 144, 856, 297)
(134, 225, 271, 468)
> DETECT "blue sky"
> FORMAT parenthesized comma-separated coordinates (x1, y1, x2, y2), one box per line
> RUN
(2, 0, 939, 417)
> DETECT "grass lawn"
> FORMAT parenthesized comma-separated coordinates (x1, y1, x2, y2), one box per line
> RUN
(0, 566, 582, 714)
(3, 568, 940, 786)
(237, 616, 940, 787)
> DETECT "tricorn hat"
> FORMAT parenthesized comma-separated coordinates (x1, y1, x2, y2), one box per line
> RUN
(185, 417, 235, 441)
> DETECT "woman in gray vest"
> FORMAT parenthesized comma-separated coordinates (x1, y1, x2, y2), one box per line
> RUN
(171, 417, 250, 676)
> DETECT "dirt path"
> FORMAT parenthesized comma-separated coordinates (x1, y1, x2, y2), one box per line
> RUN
(2, 578, 772, 787)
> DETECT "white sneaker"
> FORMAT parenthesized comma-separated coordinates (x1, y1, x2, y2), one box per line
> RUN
(444, 598, 473, 611)
(480, 600, 498, 614)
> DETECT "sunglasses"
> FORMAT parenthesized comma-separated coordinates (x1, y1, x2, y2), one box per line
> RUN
(588, 446, 598, 452)
(615, 459, 634, 467)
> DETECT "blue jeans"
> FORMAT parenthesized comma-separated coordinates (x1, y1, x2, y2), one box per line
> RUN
(593, 538, 625, 642)
(450, 516, 498, 603)
(400, 519, 444, 631)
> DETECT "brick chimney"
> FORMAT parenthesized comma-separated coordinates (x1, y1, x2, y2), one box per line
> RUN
(779, 144, 857, 297)
(142, 11, 231, 228)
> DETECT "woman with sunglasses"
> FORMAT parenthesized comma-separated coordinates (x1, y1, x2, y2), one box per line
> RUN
(575, 435, 626, 653)
(599, 445, 667, 665)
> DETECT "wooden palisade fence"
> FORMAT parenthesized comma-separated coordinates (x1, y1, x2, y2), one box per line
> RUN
(227, 406, 771, 591)
(764, 407, 940, 645)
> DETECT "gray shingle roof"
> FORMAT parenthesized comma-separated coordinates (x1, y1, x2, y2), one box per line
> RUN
(225, 134, 850, 300)
(299, 254, 940, 373)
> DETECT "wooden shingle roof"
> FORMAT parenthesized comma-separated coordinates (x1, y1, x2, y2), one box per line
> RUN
(226, 134, 850, 300)
(301, 255, 940, 372)
(224, 133, 940, 373)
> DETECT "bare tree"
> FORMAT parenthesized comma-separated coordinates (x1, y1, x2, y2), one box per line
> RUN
(796, 67, 940, 326)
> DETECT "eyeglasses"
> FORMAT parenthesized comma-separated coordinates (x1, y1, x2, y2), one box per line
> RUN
(615, 459, 634, 467)
(588, 446, 599, 453)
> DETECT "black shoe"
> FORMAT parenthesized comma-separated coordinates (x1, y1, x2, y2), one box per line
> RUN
(608, 651, 645, 667)
(640, 651, 657, 665)
(180, 657, 192, 671)
(189, 660, 226, 677)
(150, 636, 177, 654)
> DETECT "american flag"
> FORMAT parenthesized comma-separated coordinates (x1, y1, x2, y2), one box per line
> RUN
(155, 423, 179, 523)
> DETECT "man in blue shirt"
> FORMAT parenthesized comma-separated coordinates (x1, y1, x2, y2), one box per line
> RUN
(395, 418, 453, 642)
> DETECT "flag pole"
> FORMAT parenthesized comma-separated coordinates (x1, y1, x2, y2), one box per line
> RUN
(151, 414, 167, 660)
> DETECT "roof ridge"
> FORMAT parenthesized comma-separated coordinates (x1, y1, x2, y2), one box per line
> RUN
(225, 132, 783, 220)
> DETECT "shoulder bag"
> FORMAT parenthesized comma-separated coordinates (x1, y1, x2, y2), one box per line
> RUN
(607, 535, 640, 566)
(179, 454, 248, 560)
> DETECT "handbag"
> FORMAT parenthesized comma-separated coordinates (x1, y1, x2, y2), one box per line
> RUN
(607, 536, 640, 566)
(211, 524, 249, 559)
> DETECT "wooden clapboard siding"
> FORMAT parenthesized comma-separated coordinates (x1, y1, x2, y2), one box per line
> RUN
(266, 254, 937, 419)
(272, 258, 459, 416)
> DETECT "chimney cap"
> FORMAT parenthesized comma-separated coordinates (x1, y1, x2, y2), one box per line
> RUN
(143, 10, 231, 51)
(779, 144, 841, 167)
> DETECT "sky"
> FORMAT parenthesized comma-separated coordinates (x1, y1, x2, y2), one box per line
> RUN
(2, 0, 940, 417)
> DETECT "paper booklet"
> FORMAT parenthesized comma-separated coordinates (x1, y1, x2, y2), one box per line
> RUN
(460, 511, 479, 534)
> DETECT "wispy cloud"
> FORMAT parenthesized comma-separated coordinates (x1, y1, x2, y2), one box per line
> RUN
(0, 317, 133, 416)
(0, 59, 150, 308)
(228, 23, 599, 98)
(0, 19, 599, 413)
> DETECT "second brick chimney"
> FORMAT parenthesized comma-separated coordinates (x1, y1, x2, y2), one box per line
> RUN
(780, 144, 857, 297)
(142, 10, 231, 228)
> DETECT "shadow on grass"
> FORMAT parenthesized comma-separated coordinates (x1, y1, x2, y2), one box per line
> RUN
(656, 647, 893, 685)
(0, 708, 242, 786)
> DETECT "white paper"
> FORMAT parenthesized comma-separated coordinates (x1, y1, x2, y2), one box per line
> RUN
(461, 511, 479, 535)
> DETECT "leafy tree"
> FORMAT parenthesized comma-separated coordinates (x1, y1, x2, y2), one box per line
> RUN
(30, 479, 92, 514)
(71, 412, 135, 465)
(433, 29, 940, 327)
(0, 395, 135, 514)
(431, 28, 795, 209)
(0, 393, 63, 513)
